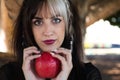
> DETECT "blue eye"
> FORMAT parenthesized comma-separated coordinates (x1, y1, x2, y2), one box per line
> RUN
(52, 18, 61, 24)
(33, 19, 43, 26)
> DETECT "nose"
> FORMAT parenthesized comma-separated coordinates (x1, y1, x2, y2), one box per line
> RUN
(43, 24, 54, 36)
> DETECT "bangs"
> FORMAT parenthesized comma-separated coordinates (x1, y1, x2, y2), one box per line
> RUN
(48, 0, 67, 17)
(36, 0, 67, 19)
(48, 0, 71, 35)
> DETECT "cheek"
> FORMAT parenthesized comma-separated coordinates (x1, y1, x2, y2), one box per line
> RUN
(32, 29, 42, 41)
(57, 25, 65, 41)
(60, 28, 65, 38)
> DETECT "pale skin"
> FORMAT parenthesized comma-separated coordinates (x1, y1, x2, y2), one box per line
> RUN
(22, 9, 73, 80)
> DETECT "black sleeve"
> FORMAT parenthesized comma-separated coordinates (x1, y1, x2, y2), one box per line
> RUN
(0, 63, 11, 80)
(85, 63, 102, 80)
(0, 62, 25, 80)
(0, 64, 12, 80)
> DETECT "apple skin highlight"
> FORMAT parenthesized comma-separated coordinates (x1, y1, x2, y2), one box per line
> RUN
(35, 52, 61, 78)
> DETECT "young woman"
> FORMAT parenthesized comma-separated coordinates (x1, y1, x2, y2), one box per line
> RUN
(0, 0, 102, 80)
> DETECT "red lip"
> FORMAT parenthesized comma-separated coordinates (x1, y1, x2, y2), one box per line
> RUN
(43, 39, 55, 45)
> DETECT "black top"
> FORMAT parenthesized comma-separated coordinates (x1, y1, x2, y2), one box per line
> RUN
(0, 62, 102, 80)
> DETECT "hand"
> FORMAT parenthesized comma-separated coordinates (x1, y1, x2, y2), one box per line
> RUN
(22, 46, 45, 80)
(51, 48, 73, 80)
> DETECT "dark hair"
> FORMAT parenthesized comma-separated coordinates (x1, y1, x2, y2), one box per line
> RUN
(12, 0, 85, 80)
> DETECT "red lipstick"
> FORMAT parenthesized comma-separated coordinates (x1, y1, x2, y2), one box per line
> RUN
(43, 39, 55, 45)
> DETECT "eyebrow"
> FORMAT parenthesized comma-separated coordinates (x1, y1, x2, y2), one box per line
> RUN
(51, 15, 60, 19)
(33, 15, 61, 20)
(33, 17, 42, 20)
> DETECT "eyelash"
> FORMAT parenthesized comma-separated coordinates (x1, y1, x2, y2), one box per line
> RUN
(33, 19, 42, 26)
(32, 17, 62, 26)
(52, 18, 62, 24)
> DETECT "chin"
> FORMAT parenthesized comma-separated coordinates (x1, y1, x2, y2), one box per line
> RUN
(43, 47, 58, 52)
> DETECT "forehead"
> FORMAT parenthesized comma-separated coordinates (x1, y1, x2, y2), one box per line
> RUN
(35, 1, 61, 18)
(35, 7, 53, 18)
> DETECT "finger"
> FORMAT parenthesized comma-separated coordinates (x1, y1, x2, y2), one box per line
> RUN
(24, 49, 40, 56)
(22, 54, 41, 71)
(24, 54, 41, 63)
(23, 50, 40, 59)
(56, 48, 72, 55)
(24, 46, 38, 51)
(23, 47, 40, 60)
(54, 48, 72, 63)
(52, 54, 66, 68)
(23, 46, 40, 55)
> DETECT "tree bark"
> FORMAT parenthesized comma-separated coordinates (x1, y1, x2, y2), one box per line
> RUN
(1, 0, 120, 54)
(85, 0, 120, 27)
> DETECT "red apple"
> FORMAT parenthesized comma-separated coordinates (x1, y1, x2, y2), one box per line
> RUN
(35, 52, 61, 78)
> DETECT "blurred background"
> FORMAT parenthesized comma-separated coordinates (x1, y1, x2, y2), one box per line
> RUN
(0, 0, 120, 80)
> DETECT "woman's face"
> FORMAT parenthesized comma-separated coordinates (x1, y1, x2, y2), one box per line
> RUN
(32, 8, 65, 52)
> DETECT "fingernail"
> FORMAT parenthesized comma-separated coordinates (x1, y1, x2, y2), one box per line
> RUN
(51, 49, 58, 53)
(50, 52, 55, 56)
(37, 50, 40, 53)
(38, 54, 41, 57)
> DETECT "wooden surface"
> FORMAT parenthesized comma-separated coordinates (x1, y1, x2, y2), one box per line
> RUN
(87, 55, 120, 80)
(0, 52, 15, 67)
(4, 0, 120, 26)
